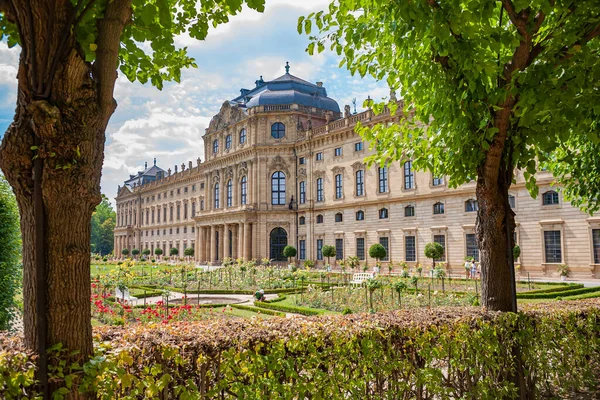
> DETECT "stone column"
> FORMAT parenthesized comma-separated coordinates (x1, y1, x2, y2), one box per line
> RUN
(239, 223, 245, 260)
(252, 223, 258, 261)
(209, 225, 215, 264)
(244, 223, 251, 260)
(196, 226, 202, 262)
(232, 225, 238, 259)
(224, 223, 230, 260)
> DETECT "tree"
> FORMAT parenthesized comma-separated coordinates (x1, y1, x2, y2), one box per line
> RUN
(369, 244, 387, 266)
(154, 248, 163, 259)
(282, 245, 297, 265)
(90, 194, 115, 255)
(170, 248, 179, 259)
(0, 175, 21, 330)
(184, 247, 194, 262)
(0, 0, 266, 382)
(424, 242, 444, 269)
(131, 249, 140, 259)
(301, 1, 600, 312)
(121, 248, 129, 257)
(142, 249, 151, 257)
(321, 245, 336, 267)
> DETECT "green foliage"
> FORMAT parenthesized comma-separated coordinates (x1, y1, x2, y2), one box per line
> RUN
(393, 281, 407, 294)
(184, 247, 194, 257)
(557, 264, 570, 277)
(154, 248, 163, 256)
(424, 242, 444, 264)
(513, 245, 521, 260)
(341, 307, 353, 315)
(282, 245, 297, 259)
(90, 195, 115, 256)
(131, 249, 140, 256)
(300, 1, 600, 209)
(321, 245, 336, 259)
(518, 286, 600, 300)
(0, 175, 21, 330)
(368, 243, 386, 261)
(254, 301, 324, 316)
(121, 248, 129, 256)
(142, 249, 151, 256)
(230, 304, 286, 317)
(169, 247, 178, 256)
(303, 260, 315, 269)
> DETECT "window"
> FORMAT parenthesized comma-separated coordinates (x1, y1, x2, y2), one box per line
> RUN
(299, 216, 306, 225)
(192, 226, 195, 233)
(212, 139, 218, 153)
(356, 210, 364, 221)
(200, 200, 204, 210)
(176, 228, 179, 234)
(192, 185, 196, 191)
(434, 234, 446, 261)
(466, 233, 479, 262)
(271, 122, 285, 139)
(214, 183, 220, 209)
(354, 142, 364, 152)
(593, 229, 600, 264)
(271, 171, 286, 205)
(225, 134, 232, 149)
(200, 183, 204, 189)
(239, 128, 246, 144)
(299, 181, 306, 204)
(544, 230, 562, 263)
(356, 238, 365, 260)
(404, 161, 414, 189)
(163, 207, 166, 221)
(355, 170, 364, 196)
(378, 166, 388, 193)
(299, 157, 305, 165)
(335, 212, 343, 223)
(170, 190, 173, 196)
(316, 178, 324, 202)
(405, 236, 416, 262)
(157, 209, 160, 223)
(542, 191, 559, 205)
(169, 206, 173, 221)
(334, 147, 342, 157)
(433, 202, 445, 214)
(183, 203, 188, 219)
(508, 195, 516, 209)
(317, 239, 324, 260)
(177, 205, 180, 220)
(379, 237, 389, 261)
(433, 176, 444, 186)
(183, 227, 187, 234)
(240, 176, 247, 205)
(379, 208, 388, 219)
(169, 228, 172, 234)
(151, 210, 155, 223)
(335, 174, 343, 199)
(335, 238, 344, 260)
(191, 202, 196, 217)
(316, 152, 323, 161)
(227, 179, 233, 207)
(177, 188, 181, 195)
(405, 205, 415, 217)
(316, 214, 324, 224)
(465, 199, 479, 212)
(184, 187, 188, 193)
(299, 240, 306, 260)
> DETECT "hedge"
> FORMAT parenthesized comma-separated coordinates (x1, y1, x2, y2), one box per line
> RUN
(254, 301, 325, 316)
(262, 294, 287, 303)
(229, 304, 286, 317)
(562, 291, 600, 301)
(515, 283, 582, 296)
(163, 287, 303, 295)
(517, 285, 600, 299)
(1, 300, 600, 398)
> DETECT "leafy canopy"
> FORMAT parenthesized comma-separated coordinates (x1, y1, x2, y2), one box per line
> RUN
(1, 0, 266, 90)
(424, 242, 444, 260)
(322, 245, 336, 259)
(300, 0, 600, 210)
(369, 243, 386, 260)
(282, 245, 297, 259)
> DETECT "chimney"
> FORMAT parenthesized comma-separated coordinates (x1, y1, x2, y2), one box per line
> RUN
(316, 82, 323, 87)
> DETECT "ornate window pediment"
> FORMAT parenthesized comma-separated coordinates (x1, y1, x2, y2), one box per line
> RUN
(269, 155, 289, 177)
(331, 166, 345, 175)
(314, 170, 326, 179)
(351, 161, 365, 172)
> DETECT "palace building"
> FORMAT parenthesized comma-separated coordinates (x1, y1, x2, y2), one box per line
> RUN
(114, 64, 600, 279)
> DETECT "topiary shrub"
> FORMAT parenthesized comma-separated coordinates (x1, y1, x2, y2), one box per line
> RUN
(321, 245, 336, 268)
(424, 242, 444, 269)
(282, 245, 297, 265)
(369, 243, 387, 267)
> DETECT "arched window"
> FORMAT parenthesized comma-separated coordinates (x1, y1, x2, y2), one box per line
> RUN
(240, 176, 247, 205)
(212, 139, 218, 154)
(542, 190, 559, 205)
(356, 210, 365, 221)
(335, 212, 343, 222)
(355, 170, 364, 196)
(225, 135, 232, 150)
(335, 174, 343, 199)
(316, 214, 324, 224)
(404, 161, 414, 189)
(227, 179, 233, 207)
(299, 216, 306, 225)
(316, 178, 324, 202)
(433, 202, 445, 214)
(379, 208, 388, 219)
(271, 171, 286, 205)
(271, 122, 285, 139)
(270, 228, 288, 261)
(465, 199, 479, 212)
(405, 205, 415, 217)
(214, 183, 220, 209)
(239, 128, 246, 144)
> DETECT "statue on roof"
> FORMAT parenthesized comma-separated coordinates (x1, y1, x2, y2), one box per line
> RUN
(344, 104, 351, 118)
(390, 88, 397, 103)
(285, 61, 290, 74)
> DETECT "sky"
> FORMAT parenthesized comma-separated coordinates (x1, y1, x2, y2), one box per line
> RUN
(0, 0, 388, 206)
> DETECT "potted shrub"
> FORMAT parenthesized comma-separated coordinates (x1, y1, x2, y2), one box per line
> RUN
(154, 247, 163, 260)
(424, 242, 444, 271)
(369, 244, 387, 274)
(283, 245, 297, 268)
(322, 245, 336, 271)
(557, 264, 570, 281)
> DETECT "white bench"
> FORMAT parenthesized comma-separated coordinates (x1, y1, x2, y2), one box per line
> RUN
(115, 287, 138, 305)
(349, 273, 374, 286)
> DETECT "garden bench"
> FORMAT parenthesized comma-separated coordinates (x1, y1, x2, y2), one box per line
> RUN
(115, 287, 138, 305)
(349, 273, 374, 286)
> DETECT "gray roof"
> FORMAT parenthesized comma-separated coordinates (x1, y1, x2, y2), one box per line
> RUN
(232, 73, 340, 113)
(123, 162, 166, 189)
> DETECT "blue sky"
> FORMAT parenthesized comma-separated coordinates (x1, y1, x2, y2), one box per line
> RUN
(0, 0, 388, 206)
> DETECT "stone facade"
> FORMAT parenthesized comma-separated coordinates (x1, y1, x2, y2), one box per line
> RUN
(114, 70, 600, 279)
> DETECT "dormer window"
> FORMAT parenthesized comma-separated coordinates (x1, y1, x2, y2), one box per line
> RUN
(212, 139, 218, 154)
(271, 122, 285, 139)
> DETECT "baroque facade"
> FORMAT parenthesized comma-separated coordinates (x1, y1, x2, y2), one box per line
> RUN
(114, 66, 600, 278)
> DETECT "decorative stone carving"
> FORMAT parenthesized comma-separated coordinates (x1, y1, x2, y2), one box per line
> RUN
(181, 163, 186, 171)
(351, 161, 365, 172)
(206, 101, 247, 134)
(238, 162, 248, 177)
(188, 161, 193, 170)
(269, 155, 289, 176)
(197, 157, 201, 166)
(344, 105, 351, 118)
(211, 170, 220, 183)
(226, 167, 234, 179)
(390, 89, 397, 103)
(314, 170, 325, 179)
(332, 166, 345, 175)
(167, 168, 171, 176)
(298, 168, 307, 178)
(307, 118, 312, 130)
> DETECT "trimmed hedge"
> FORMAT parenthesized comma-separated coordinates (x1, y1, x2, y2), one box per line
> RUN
(262, 294, 287, 303)
(515, 283, 582, 296)
(518, 285, 600, 299)
(254, 301, 325, 316)
(563, 291, 600, 301)
(163, 287, 303, 295)
(2, 300, 600, 398)
(229, 304, 286, 317)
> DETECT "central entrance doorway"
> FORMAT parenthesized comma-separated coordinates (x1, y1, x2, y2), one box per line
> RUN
(269, 227, 288, 262)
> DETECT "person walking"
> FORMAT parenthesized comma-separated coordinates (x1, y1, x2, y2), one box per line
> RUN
(471, 260, 478, 280)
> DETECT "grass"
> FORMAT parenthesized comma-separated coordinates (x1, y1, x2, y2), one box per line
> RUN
(212, 306, 274, 319)
(277, 294, 338, 315)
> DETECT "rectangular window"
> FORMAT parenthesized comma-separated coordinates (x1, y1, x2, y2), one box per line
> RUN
(379, 237, 389, 261)
(433, 177, 444, 186)
(177, 188, 180, 195)
(544, 230, 562, 263)
(183, 227, 187, 234)
(177, 205, 181, 220)
(335, 174, 343, 199)
(192, 185, 196, 191)
(356, 238, 365, 260)
(200, 200, 204, 210)
(316, 152, 323, 161)
(317, 239, 323, 261)
(466, 233, 479, 262)
(434, 234, 446, 261)
(334, 147, 342, 157)
(593, 229, 600, 264)
(316, 178, 324, 202)
(299, 240, 306, 260)
(184, 187, 188, 193)
(355, 170, 364, 196)
(405, 236, 416, 262)
(335, 238, 344, 260)
(163, 207, 166, 221)
(299, 181, 306, 204)
(184, 203, 188, 219)
(354, 142, 363, 152)
(299, 157, 305, 165)
(378, 167, 388, 193)
(404, 161, 414, 189)
(151, 210, 155, 224)
(508, 195, 516, 209)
